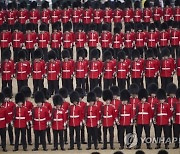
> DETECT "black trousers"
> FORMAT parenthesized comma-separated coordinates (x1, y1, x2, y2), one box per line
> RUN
(69, 126, 81, 149)
(1, 48, 10, 61)
(178, 76, 180, 88)
(161, 77, 172, 90)
(17, 80, 28, 92)
(34, 130, 46, 150)
(97, 126, 102, 142)
(87, 127, 98, 148)
(127, 76, 130, 89)
(0, 128, 6, 149)
(136, 124, 151, 147)
(117, 78, 126, 91)
(33, 79, 44, 95)
(137, 47, 145, 58)
(13, 47, 21, 62)
(155, 125, 170, 146)
(40, 48, 48, 62)
(113, 48, 119, 59)
(81, 124, 85, 143)
(27, 49, 34, 61)
(48, 80, 59, 96)
(27, 122, 32, 144)
(34, 24, 38, 33)
(83, 23, 89, 33)
(14, 128, 27, 150)
(170, 45, 178, 58)
(73, 23, 79, 32)
(2, 80, 12, 91)
(103, 126, 114, 149)
(64, 127, 68, 143)
(118, 125, 132, 148)
(85, 78, 89, 93)
(145, 77, 156, 88)
(96, 23, 102, 34)
(89, 47, 96, 60)
(46, 127, 51, 144)
(173, 124, 180, 147)
(52, 48, 61, 60)
(104, 79, 112, 90)
(21, 24, 26, 34)
(90, 78, 99, 91)
(8, 123, 14, 144)
(143, 22, 150, 31)
(62, 78, 73, 94)
(132, 78, 142, 89)
(53, 130, 64, 149)
(76, 78, 85, 93)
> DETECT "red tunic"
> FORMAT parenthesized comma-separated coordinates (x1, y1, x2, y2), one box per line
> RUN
(86, 105, 99, 127)
(1, 60, 14, 80)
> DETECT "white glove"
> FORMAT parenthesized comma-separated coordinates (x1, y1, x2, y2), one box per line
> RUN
(10, 121, 13, 127)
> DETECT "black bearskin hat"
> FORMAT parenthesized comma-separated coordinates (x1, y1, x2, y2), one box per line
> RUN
(41, 88, 50, 100)
(129, 83, 139, 95)
(132, 49, 140, 59)
(40, 23, 48, 31)
(149, 23, 155, 31)
(2, 48, 11, 60)
(75, 87, 85, 99)
(30, 1, 37, 9)
(26, 23, 33, 31)
(114, 27, 120, 34)
(103, 50, 112, 61)
(166, 83, 177, 95)
(110, 86, 120, 96)
(34, 91, 44, 103)
(146, 49, 154, 58)
(87, 92, 96, 102)
(120, 89, 130, 102)
(59, 88, 68, 98)
(157, 89, 167, 100)
(161, 47, 170, 57)
(2, 23, 8, 31)
(14, 22, 22, 31)
(34, 48, 42, 59)
(70, 91, 79, 103)
(20, 86, 31, 98)
(77, 48, 85, 59)
(134, 1, 141, 9)
(93, 87, 102, 98)
(144, 0, 150, 8)
(62, 49, 70, 59)
(176, 88, 180, 99)
(0, 93, 5, 104)
(103, 89, 113, 101)
(18, 50, 26, 60)
(2, 87, 12, 98)
(102, 23, 109, 31)
(118, 51, 125, 60)
(147, 83, 158, 95)
(15, 93, 25, 104)
(48, 50, 56, 60)
(91, 48, 100, 59)
(125, 23, 131, 32)
(89, 23, 96, 31)
(138, 89, 148, 100)
(53, 94, 63, 106)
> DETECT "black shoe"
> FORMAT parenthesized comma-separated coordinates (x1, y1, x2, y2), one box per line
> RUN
(43, 148, 48, 151)
(61, 148, 65, 151)
(98, 141, 102, 144)
(28, 143, 32, 145)
(82, 141, 87, 144)
(65, 142, 68, 145)
(95, 147, 99, 150)
(49, 143, 52, 145)
(10, 143, 14, 146)
(155, 145, 161, 149)
(134, 145, 141, 149)
(23, 149, 28, 151)
(78, 147, 82, 150)
(173, 146, 179, 149)
(3, 149, 7, 152)
(68, 147, 74, 150)
(119, 146, 124, 150)
(13, 149, 18, 152)
(86, 147, 91, 150)
(147, 146, 152, 149)
(32, 148, 38, 151)
(101, 147, 107, 150)
(111, 147, 115, 150)
(165, 145, 169, 149)
(127, 147, 131, 150)
(51, 148, 58, 151)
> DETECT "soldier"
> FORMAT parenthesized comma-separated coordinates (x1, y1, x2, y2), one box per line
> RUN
(135, 23, 146, 58)
(135, 89, 152, 149)
(38, 23, 50, 62)
(82, 2, 93, 33)
(154, 89, 171, 149)
(85, 92, 99, 150)
(0, 23, 12, 59)
(41, 88, 52, 145)
(51, 95, 66, 151)
(72, 2, 82, 32)
(68, 91, 82, 150)
(59, 88, 70, 144)
(0, 3, 6, 31)
(75, 87, 87, 144)
(100, 23, 112, 54)
(144, 49, 159, 88)
(174, 0, 180, 25)
(51, 2, 61, 24)
(46, 51, 60, 96)
(93, 87, 103, 143)
(61, 49, 74, 94)
(117, 51, 129, 91)
(131, 49, 144, 88)
(2, 87, 15, 145)
(0, 93, 9, 152)
(7, 2, 17, 32)
(18, 1, 28, 33)
(103, 50, 116, 90)
(124, 49, 131, 89)
(173, 88, 180, 149)
(143, 0, 152, 30)
(32, 91, 49, 151)
(134, 1, 142, 31)
(24, 23, 37, 61)
(1, 49, 14, 91)
(50, 22, 62, 60)
(93, 2, 103, 34)
(124, 0, 133, 25)
(113, 2, 123, 28)
(163, 0, 173, 26)
(41, 1, 50, 30)
(15, 50, 31, 92)
(12, 22, 24, 62)
(61, 2, 71, 28)
(160, 48, 175, 90)
(75, 23, 87, 52)
(13, 93, 29, 151)
(87, 24, 99, 59)
(101, 90, 115, 150)
(110, 86, 121, 143)
(20, 86, 34, 145)
(62, 22, 74, 59)
(177, 49, 180, 87)
(29, 1, 40, 33)
(117, 89, 133, 149)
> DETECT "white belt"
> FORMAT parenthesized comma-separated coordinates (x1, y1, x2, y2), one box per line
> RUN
(172, 37, 178, 39)
(114, 16, 120, 18)
(8, 18, 14, 20)
(177, 67, 180, 69)
(175, 15, 180, 16)
(162, 68, 170, 70)
(132, 69, 140, 71)
(138, 112, 148, 115)
(48, 71, 56, 73)
(1, 40, 7, 42)
(176, 113, 180, 116)
(90, 70, 98, 72)
(34, 118, 46, 121)
(18, 71, 26, 73)
(134, 16, 140, 17)
(77, 70, 84, 72)
(102, 40, 109, 42)
(70, 115, 79, 118)
(149, 39, 155, 41)
(8, 112, 12, 115)
(125, 16, 130, 18)
(114, 41, 120, 43)
(94, 17, 100, 19)
(118, 70, 126, 71)
(89, 39, 96, 41)
(26, 40, 33, 42)
(87, 116, 96, 118)
(54, 119, 63, 121)
(137, 39, 143, 41)
(84, 17, 90, 18)
(13, 40, 20, 42)
(64, 40, 70, 42)
(77, 39, 84, 41)
(144, 16, 150, 18)
(73, 16, 79, 18)
(19, 17, 25, 19)
(62, 70, 70, 72)
(164, 15, 170, 16)
(63, 16, 68, 19)
(0, 118, 5, 121)
(154, 14, 160, 16)
(30, 17, 37, 19)
(16, 117, 25, 120)
(3, 71, 10, 73)
(120, 114, 130, 117)
(157, 113, 167, 116)
(39, 40, 46, 42)
(104, 16, 110, 18)
(160, 39, 167, 41)
(52, 16, 58, 18)
(65, 111, 68, 114)
(42, 17, 47, 19)
(146, 68, 155, 70)
(125, 40, 131, 42)
(103, 115, 112, 118)
(33, 71, 41, 73)
(105, 70, 112, 71)
(52, 40, 58, 42)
